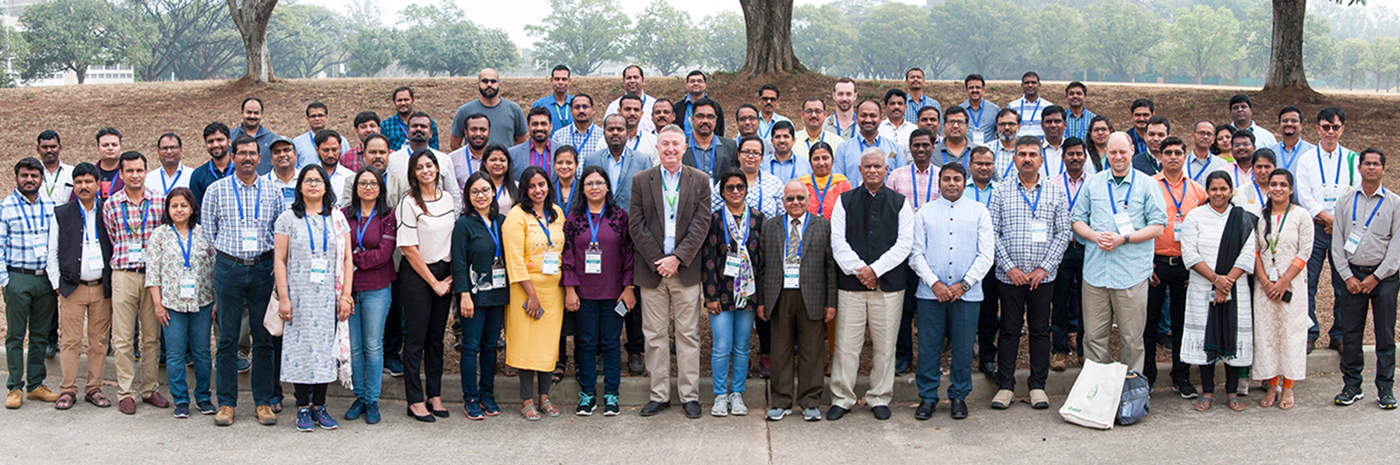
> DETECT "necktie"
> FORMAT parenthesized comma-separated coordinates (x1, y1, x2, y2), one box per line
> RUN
(786, 218, 801, 263)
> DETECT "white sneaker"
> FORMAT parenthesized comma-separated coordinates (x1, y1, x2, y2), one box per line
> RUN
(711, 394, 730, 417)
(728, 392, 748, 416)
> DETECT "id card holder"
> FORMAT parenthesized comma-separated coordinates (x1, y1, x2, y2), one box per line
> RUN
(584, 243, 603, 274)
(82, 245, 104, 271)
(724, 253, 743, 277)
(308, 258, 329, 284)
(1114, 212, 1135, 237)
(127, 244, 144, 265)
(179, 277, 197, 299)
(32, 235, 47, 260)
(613, 300, 628, 317)
(664, 218, 676, 240)
(1172, 222, 1183, 242)
(491, 258, 507, 289)
(1345, 230, 1363, 254)
(240, 227, 259, 253)
(1030, 220, 1048, 243)
(281, 187, 295, 205)
(1322, 184, 1340, 206)
(542, 251, 561, 275)
(1266, 263, 1280, 282)
(783, 263, 800, 289)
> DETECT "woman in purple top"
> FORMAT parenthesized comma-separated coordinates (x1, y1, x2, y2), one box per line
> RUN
(561, 165, 635, 416)
(342, 167, 396, 424)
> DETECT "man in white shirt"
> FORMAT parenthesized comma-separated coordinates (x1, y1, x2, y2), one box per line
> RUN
(313, 130, 354, 201)
(144, 133, 192, 197)
(37, 130, 73, 205)
(1296, 107, 1359, 350)
(1275, 106, 1315, 173)
(878, 89, 915, 157)
(915, 106, 941, 143)
(1186, 120, 1230, 185)
(1007, 72, 1052, 139)
(756, 84, 791, 140)
(389, 112, 461, 214)
(605, 65, 657, 134)
(794, 98, 843, 162)
(1229, 94, 1278, 149)
(291, 102, 347, 169)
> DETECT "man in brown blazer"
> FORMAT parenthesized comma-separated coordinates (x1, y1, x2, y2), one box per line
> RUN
(760, 180, 837, 422)
(628, 124, 713, 419)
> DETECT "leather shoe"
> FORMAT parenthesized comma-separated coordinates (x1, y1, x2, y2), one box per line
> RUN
(628, 354, 646, 376)
(143, 392, 171, 408)
(950, 399, 969, 419)
(5, 389, 21, 409)
(1328, 338, 1342, 352)
(638, 400, 670, 417)
(1050, 353, 1069, 372)
(980, 361, 998, 380)
(871, 405, 891, 420)
(214, 406, 235, 426)
(825, 405, 849, 421)
(683, 401, 702, 418)
(256, 405, 278, 425)
(118, 397, 136, 415)
(27, 386, 60, 402)
(914, 400, 936, 420)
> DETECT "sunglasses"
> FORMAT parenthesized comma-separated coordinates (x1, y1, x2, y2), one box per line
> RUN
(784, 195, 807, 202)
(723, 184, 747, 192)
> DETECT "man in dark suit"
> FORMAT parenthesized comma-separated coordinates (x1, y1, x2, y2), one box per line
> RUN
(760, 180, 837, 422)
(680, 98, 737, 177)
(46, 163, 115, 409)
(629, 124, 714, 419)
(673, 70, 725, 138)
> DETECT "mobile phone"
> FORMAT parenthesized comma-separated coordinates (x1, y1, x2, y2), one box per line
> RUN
(1282, 290, 1293, 303)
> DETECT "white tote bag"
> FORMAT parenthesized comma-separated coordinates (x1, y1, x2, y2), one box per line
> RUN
(1059, 359, 1128, 430)
(263, 291, 283, 337)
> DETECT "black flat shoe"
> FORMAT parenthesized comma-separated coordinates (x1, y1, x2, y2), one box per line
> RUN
(871, 405, 891, 420)
(639, 401, 670, 417)
(407, 406, 436, 422)
(826, 405, 849, 421)
(432, 408, 450, 418)
(914, 400, 936, 420)
(950, 399, 969, 419)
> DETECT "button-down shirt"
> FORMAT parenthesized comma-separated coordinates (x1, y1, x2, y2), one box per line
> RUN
(627, 131, 658, 166)
(102, 188, 164, 271)
(551, 124, 606, 157)
(1056, 172, 1087, 216)
(757, 113, 791, 139)
(833, 134, 904, 181)
(1332, 186, 1400, 281)
(822, 113, 857, 139)
(605, 92, 657, 134)
(990, 139, 1018, 182)
(793, 129, 843, 162)
(189, 159, 233, 209)
(960, 100, 1001, 147)
(1041, 141, 1066, 178)
(228, 124, 280, 175)
(1274, 138, 1314, 173)
(660, 166, 682, 254)
(1239, 121, 1279, 149)
(144, 224, 216, 311)
(200, 174, 287, 258)
(710, 172, 783, 219)
(1008, 96, 1053, 139)
(1151, 173, 1207, 256)
(450, 148, 483, 195)
(42, 163, 73, 206)
(904, 95, 942, 125)
(888, 163, 937, 211)
(964, 181, 996, 209)
(761, 152, 811, 185)
(1296, 143, 1358, 218)
(381, 113, 440, 152)
(932, 141, 972, 169)
(46, 200, 102, 284)
(0, 191, 55, 286)
(144, 165, 193, 197)
(1185, 153, 1231, 186)
(262, 170, 298, 206)
(830, 187, 915, 277)
(878, 119, 916, 156)
(1071, 169, 1169, 289)
(1065, 107, 1096, 142)
(908, 195, 993, 301)
(532, 94, 573, 132)
(990, 176, 1071, 282)
(292, 131, 349, 170)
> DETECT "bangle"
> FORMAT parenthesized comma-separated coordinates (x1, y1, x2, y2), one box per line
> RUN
(341, 295, 354, 304)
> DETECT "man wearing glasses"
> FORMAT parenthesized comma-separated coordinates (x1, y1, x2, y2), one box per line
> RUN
(450, 68, 526, 150)
(1296, 107, 1360, 352)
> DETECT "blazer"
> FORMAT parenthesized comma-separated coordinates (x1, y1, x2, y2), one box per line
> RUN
(759, 213, 837, 320)
(582, 146, 652, 211)
(673, 98, 726, 138)
(628, 164, 713, 288)
(682, 137, 738, 178)
(53, 200, 114, 298)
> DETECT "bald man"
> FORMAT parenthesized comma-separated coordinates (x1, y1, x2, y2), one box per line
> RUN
(450, 68, 527, 150)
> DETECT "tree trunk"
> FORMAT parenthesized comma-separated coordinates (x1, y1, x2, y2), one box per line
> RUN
(1262, 0, 1322, 99)
(738, 0, 803, 76)
(75, 64, 86, 85)
(227, 0, 278, 83)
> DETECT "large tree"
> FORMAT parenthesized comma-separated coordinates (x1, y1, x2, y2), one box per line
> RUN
(526, 0, 629, 75)
(1165, 5, 1240, 84)
(1263, 0, 1362, 96)
(738, 0, 803, 76)
(18, 0, 124, 84)
(626, 1, 698, 76)
(226, 0, 277, 82)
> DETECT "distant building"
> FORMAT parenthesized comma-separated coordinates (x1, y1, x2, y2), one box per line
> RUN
(2, 0, 135, 86)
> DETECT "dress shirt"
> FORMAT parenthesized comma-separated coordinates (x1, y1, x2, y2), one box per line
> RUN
(887, 163, 938, 211)
(757, 113, 792, 139)
(262, 170, 298, 207)
(660, 166, 683, 254)
(291, 131, 349, 169)
(877, 119, 916, 156)
(1274, 139, 1315, 173)
(931, 141, 972, 169)
(964, 181, 996, 209)
(1239, 121, 1279, 149)
(102, 188, 164, 271)
(1332, 185, 1400, 281)
(1008, 96, 1053, 138)
(904, 95, 942, 125)
(830, 187, 914, 277)
(908, 195, 993, 301)
(532, 94, 573, 132)
(46, 200, 103, 283)
(833, 134, 904, 181)
(199, 174, 287, 258)
(41, 163, 73, 205)
(1295, 143, 1358, 218)
(604, 92, 657, 134)
(0, 191, 56, 286)
(1071, 169, 1169, 289)
(1041, 141, 1066, 178)
(990, 139, 1018, 182)
(143, 165, 193, 197)
(762, 152, 811, 185)
(627, 131, 659, 165)
(794, 129, 844, 162)
(959, 100, 1000, 147)
(551, 124, 606, 157)
(449, 147, 484, 195)
(990, 176, 1071, 281)
(1065, 107, 1096, 142)
(1185, 153, 1231, 186)
(1057, 172, 1087, 216)
(1151, 173, 1207, 256)
(321, 164, 354, 203)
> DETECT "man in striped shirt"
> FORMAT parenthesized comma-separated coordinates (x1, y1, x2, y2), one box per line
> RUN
(2, 157, 60, 409)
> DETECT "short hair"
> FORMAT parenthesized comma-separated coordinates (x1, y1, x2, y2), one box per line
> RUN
(1041, 105, 1065, 120)
(1317, 107, 1346, 125)
(1146, 116, 1170, 132)
(313, 129, 341, 147)
(305, 101, 327, 117)
(72, 162, 99, 181)
(241, 96, 263, 111)
(407, 110, 433, 124)
(910, 128, 935, 146)
(883, 88, 907, 104)
(1130, 98, 1154, 113)
(834, 77, 855, 89)
(737, 135, 764, 153)
(1159, 136, 1186, 153)
(1014, 135, 1042, 151)
(619, 93, 643, 106)
(736, 103, 759, 117)
(686, 70, 706, 81)
(916, 105, 941, 120)
(1228, 94, 1251, 109)
(801, 97, 825, 110)
(363, 133, 389, 150)
(551, 64, 570, 76)
(354, 111, 381, 127)
(1278, 106, 1303, 122)
(1066, 81, 1087, 94)
(658, 124, 685, 137)
(390, 86, 414, 100)
(758, 83, 779, 98)
(943, 105, 968, 121)
(995, 108, 1020, 121)
(905, 67, 923, 78)
(653, 97, 673, 108)
(1063, 136, 1084, 150)
(622, 64, 644, 78)
(692, 97, 720, 114)
(119, 151, 147, 170)
(203, 122, 229, 140)
(14, 157, 43, 175)
(526, 106, 552, 122)
(970, 146, 994, 160)
(771, 120, 795, 137)
(857, 98, 882, 112)
(231, 135, 258, 152)
(1231, 129, 1256, 145)
(37, 130, 60, 145)
(963, 74, 985, 87)
(96, 127, 122, 142)
(553, 144, 579, 163)
(157, 132, 182, 147)
(571, 93, 593, 108)
(938, 161, 967, 179)
(808, 141, 834, 158)
(1358, 148, 1385, 166)
(1021, 71, 1040, 81)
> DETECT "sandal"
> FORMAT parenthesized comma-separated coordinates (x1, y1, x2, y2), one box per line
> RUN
(540, 396, 560, 417)
(85, 390, 111, 408)
(521, 399, 541, 421)
(1260, 387, 1279, 408)
(1227, 395, 1246, 412)
(55, 391, 76, 410)
(1193, 394, 1213, 412)
(1279, 388, 1296, 410)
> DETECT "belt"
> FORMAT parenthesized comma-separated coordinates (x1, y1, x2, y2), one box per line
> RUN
(116, 267, 145, 274)
(79, 279, 103, 286)
(7, 266, 45, 276)
(1153, 255, 1183, 267)
(1351, 264, 1378, 275)
(217, 250, 273, 266)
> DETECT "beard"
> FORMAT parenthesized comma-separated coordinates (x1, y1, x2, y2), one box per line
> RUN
(480, 86, 499, 98)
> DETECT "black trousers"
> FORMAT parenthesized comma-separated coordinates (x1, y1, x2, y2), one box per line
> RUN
(896, 273, 920, 366)
(997, 281, 1053, 390)
(293, 383, 327, 406)
(385, 281, 404, 362)
(624, 287, 644, 355)
(978, 265, 1000, 365)
(556, 310, 576, 369)
(399, 261, 452, 404)
(770, 290, 825, 410)
(1198, 363, 1242, 395)
(1338, 266, 1398, 392)
(1052, 244, 1085, 355)
(1146, 255, 1189, 388)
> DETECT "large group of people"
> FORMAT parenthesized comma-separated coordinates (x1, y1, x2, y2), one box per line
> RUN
(3, 64, 1396, 432)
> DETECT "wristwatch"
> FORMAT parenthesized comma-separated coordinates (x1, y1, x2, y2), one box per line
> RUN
(960, 281, 972, 292)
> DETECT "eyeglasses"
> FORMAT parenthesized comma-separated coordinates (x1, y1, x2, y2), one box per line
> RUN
(479, 78, 499, 84)
(783, 195, 806, 202)
(944, 120, 967, 126)
(759, 96, 777, 102)
(737, 116, 758, 122)
(802, 108, 824, 115)
(302, 178, 325, 186)
(469, 188, 494, 197)
(738, 150, 763, 156)
(584, 180, 608, 188)
(723, 184, 747, 192)
(357, 181, 379, 189)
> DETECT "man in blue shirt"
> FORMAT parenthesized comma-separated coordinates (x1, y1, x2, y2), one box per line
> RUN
(291, 102, 348, 169)
(1064, 82, 1096, 142)
(903, 68, 941, 125)
(1071, 132, 1167, 373)
(833, 99, 902, 181)
(959, 74, 1000, 148)
(2, 157, 60, 408)
(228, 97, 280, 176)
(532, 65, 574, 132)
(189, 122, 232, 209)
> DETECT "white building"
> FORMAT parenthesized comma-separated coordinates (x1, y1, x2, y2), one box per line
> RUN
(3, 0, 135, 86)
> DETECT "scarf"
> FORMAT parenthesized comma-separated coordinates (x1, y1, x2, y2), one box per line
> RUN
(1202, 206, 1257, 362)
(725, 209, 756, 307)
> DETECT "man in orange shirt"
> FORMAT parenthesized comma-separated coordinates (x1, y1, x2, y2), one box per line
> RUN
(1150, 136, 1207, 397)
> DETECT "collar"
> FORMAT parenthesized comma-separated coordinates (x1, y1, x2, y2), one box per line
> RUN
(1064, 171, 1086, 184)
(570, 124, 593, 136)
(785, 212, 807, 228)
(1361, 184, 1385, 199)
(661, 165, 682, 178)
(910, 163, 932, 175)
(1157, 172, 1186, 186)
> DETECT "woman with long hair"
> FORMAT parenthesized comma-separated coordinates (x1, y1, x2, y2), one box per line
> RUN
(483, 144, 517, 212)
(1213, 124, 1236, 161)
(342, 166, 396, 424)
(147, 187, 214, 418)
(701, 170, 764, 416)
(397, 149, 460, 422)
(452, 171, 509, 420)
(1251, 168, 1312, 410)
(1085, 116, 1113, 172)
(502, 166, 567, 420)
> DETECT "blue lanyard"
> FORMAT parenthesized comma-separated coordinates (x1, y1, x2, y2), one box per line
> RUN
(571, 126, 594, 150)
(355, 208, 375, 249)
(103, 175, 119, 198)
(752, 173, 765, 213)
(235, 179, 262, 221)
(556, 179, 575, 214)
(1019, 99, 1042, 125)
(305, 214, 328, 254)
(758, 118, 773, 139)
(834, 117, 851, 138)
(533, 212, 553, 247)
(910, 166, 934, 209)
(1160, 178, 1184, 218)
(174, 226, 193, 268)
(631, 135, 642, 151)
(1188, 157, 1211, 183)
(720, 208, 751, 248)
(1278, 142, 1301, 171)
(1352, 189, 1386, 228)
(973, 184, 991, 206)
(1254, 181, 1265, 205)
(121, 198, 150, 238)
(690, 134, 716, 173)
(495, 184, 508, 203)
(999, 144, 1016, 179)
(207, 161, 230, 180)
(77, 205, 94, 242)
(1131, 130, 1148, 154)
(942, 148, 970, 168)
(969, 103, 984, 129)
(530, 144, 551, 176)
(160, 168, 183, 195)
(1017, 181, 1042, 218)
(585, 209, 603, 245)
(768, 158, 797, 182)
(782, 214, 810, 258)
(1041, 147, 1063, 177)
(1107, 171, 1135, 215)
(1317, 146, 1345, 185)
(857, 135, 881, 154)
(815, 175, 834, 213)
(1233, 165, 1251, 189)
(481, 214, 502, 258)
(16, 194, 47, 231)
(804, 132, 825, 152)
(1064, 173, 1082, 212)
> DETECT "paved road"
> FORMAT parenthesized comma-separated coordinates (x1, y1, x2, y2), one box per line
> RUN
(3, 373, 1396, 464)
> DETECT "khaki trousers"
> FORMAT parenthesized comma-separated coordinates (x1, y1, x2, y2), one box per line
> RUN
(58, 283, 111, 394)
(111, 270, 159, 400)
(1081, 280, 1149, 373)
(830, 289, 903, 409)
(640, 276, 701, 403)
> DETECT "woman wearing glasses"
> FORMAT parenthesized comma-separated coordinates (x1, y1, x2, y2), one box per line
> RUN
(451, 171, 510, 420)
(702, 170, 765, 416)
(342, 167, 396, 424)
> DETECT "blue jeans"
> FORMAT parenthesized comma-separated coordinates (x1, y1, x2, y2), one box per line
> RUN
(164, 304, 213, 406)
(575, 298, 624, 395)
(458, 305, 504, 402)
(709, 309, 754, 396)
(214, 255, 277, 407)
(916, 299, 979, 401)
(1307, 222, 1346, 342)
(349, 286, 391, 403)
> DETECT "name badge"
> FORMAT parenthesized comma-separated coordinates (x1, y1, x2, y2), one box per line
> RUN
(724, 253, 743, 277)
(82, 245, 104, 271)
(664, 217, 676, 241)
(1345, 230, 1363, 254)
(281, 187, 295, 204)
(542, 251, 561, 275)
(32, 235, 48, 260)
(308, 258, 329, 284)
(584, 243, 603, 275)
(128, 244, 144, 264)
(179, 277, 197, 299)
(1030, 220, 1048, 243)
(783, 263, 800, 289)
(240, 227, 259, 253)
(492, 260, 508, 289)
(613, 300, 628, 317)
(1114, 212, 1135, 237)
(1266, 262, 1280, 282)
(1322, 184, 1341, 205)
(970, 132, 986, 147)
(1172, 222, 1183, 242)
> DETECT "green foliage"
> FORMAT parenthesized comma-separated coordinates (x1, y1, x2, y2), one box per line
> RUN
(397, 4, 517, 77)
(1361, 36, 1400, 90)
(267, 3, 350, 78)
(855, 2, 925, 79)
(929, 0, 1023, 78)
(1163, 5, 1240, 83)
(792, 4, 855, 75)
(525, 0, 630, 75)
(1303, 14, 1339, 80)
(1023, 5, 1087, 80)
(344, 27, 398, 78)
(626, 1, 697, 76)
(699, 11, 745, 72)
(1337, 37, 1367, 89)
(1, 22, 26, 86)
(1083, 0, 1165, 81)
(18, 0, 126, 84)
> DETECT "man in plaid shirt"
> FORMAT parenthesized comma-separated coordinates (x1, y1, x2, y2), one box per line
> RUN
(102, 151, 167, 414)
(3, 157, 60, 409)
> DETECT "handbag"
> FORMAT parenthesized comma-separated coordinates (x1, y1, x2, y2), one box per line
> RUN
(1058, 359, 1128, 429)
(262, 291, 283, 337)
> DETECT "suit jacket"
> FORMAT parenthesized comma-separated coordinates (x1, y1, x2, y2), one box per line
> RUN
(582, 146, 652, 211)
(682, 136, 738, 178)
(628, 164, 713, 288)
(1132, 151, 1161, 176)
(53, 200, 113, 298)
(759, 213, 837, 320)
(673, 98, 726, 137)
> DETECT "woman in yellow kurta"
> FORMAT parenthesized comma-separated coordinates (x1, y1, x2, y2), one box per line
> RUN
(502, 165, 566, 420)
